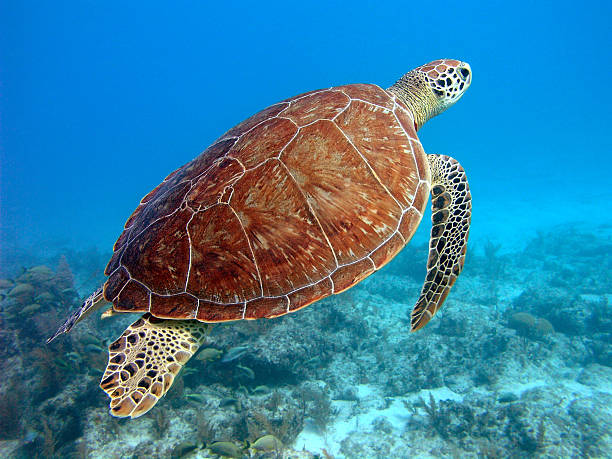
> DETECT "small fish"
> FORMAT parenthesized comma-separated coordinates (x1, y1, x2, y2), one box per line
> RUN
(22, 429, 39, 444)
(80, 333, 103, 347)
(196, 347, 223, 362)
(219, 397, 238, 407)
(54, 357, 71, 370)
(34, 292, 55, 304)
(221, 346, 248, 363)
(185, 393, 207, 403)
(0, 278, 15, 290)
(66, 352, 82, 361)
(8, 283, 34, 298)
(251, 385, 271, 395)
(170, 440, 198, 458)
(182, 367, 198, 377)
(84, 343, 104, 354)
(251, 434, 283, 452)
(22, 303, 41, 315)
(208, 441, 243, 458)
(235, 364, 255, 380)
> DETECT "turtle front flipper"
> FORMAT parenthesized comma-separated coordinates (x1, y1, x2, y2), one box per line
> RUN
(100, 313, 208, 418)
(410, 154, 472, 331)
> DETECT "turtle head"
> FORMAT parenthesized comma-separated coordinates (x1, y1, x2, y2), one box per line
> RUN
(388, 59, 471, 130)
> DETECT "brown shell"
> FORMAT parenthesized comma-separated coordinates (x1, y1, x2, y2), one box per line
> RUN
(103, 84, 431, 321)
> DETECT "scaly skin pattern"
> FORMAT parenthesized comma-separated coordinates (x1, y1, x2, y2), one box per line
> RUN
(99, 313, 208, 418)
(410, 155, 472, 331)
(102, 84, 432, 323)
(388, 59, 472, 129)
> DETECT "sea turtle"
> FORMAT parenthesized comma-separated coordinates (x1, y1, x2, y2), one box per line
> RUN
(48, 58, 473, 418)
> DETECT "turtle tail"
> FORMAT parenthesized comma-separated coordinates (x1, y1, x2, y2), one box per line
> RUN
(410, 154, 471, 331)
(46, 284, 107, 343)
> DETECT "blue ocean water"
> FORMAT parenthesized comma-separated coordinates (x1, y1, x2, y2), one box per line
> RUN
(0, 1, 611, 458)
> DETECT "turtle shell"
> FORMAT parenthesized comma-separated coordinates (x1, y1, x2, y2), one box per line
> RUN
(103, 84, 431, 321)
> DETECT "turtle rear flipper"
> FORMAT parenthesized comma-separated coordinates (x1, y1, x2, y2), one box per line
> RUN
(46, 285, 108, 343)
(100, 313, 208, 418)
(410, 154, 471, 331)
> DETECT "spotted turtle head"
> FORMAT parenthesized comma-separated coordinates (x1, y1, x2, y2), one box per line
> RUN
(416, 59, 471, 111)
(389, 59, 472, 129)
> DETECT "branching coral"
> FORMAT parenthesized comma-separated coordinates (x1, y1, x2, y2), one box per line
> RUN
(30, 347, 69, 401)
(55, 255, 75, 292)
(297, 385, 335, 433)
(152, 410, 170, 438)
(420, 393, 447, 438)
(248, 391, 304, 444)
(41, 418, 58, 458)
(0, 381, 23, 439)
(195, 411, 216, 445)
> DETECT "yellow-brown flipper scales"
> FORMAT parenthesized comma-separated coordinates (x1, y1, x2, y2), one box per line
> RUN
(410, 154, 471, 332)
(99, 313, 208, 418)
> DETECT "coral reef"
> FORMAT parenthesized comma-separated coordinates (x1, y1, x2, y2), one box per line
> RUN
(0, 225, 611, 458)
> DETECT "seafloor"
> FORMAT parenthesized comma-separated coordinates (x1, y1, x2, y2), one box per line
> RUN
(0, 224, 611, 458)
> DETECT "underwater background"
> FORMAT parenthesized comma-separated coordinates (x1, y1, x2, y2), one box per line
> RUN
(1, 1, 610, 458)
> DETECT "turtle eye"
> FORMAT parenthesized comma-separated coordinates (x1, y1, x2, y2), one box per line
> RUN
(433, 88, 444, 97)
(459, 67, 470, 80)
